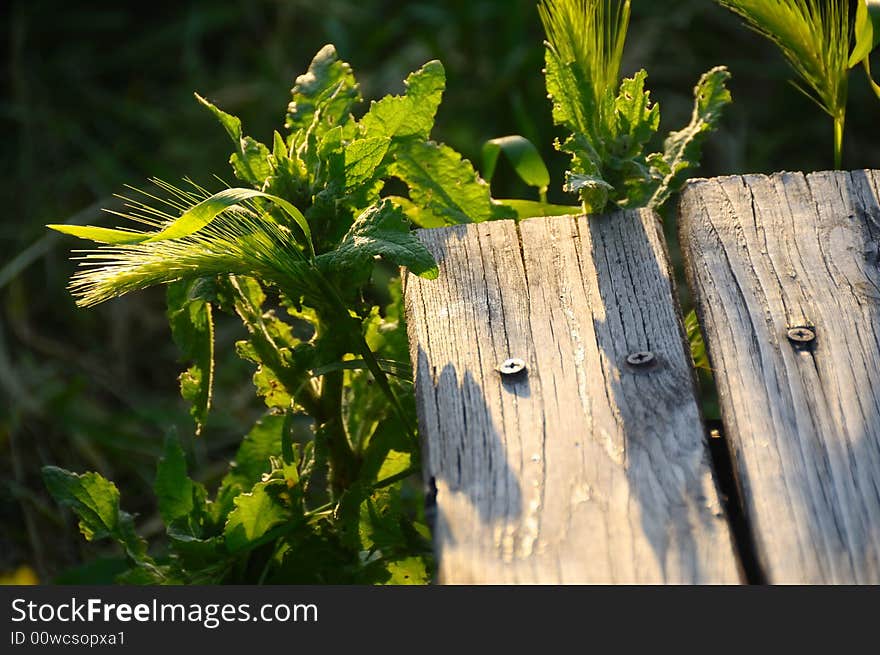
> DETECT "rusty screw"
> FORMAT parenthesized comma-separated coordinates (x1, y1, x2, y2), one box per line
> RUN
(626, 351, 655, 367)
(498, 358, 526, 376)
(786, 326, 816, 344)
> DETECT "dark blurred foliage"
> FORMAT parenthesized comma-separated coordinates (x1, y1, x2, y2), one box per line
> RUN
(2, 0, 879, 582)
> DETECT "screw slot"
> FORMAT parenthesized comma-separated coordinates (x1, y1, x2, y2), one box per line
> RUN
(498, 357, 526, 376)
(786, 326, 816, 344)
(626, 351, 655, 367)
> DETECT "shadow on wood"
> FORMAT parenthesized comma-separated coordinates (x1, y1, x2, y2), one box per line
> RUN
(406, 212, 740, 583)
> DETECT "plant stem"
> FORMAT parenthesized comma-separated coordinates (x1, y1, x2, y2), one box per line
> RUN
(312, 270, 417, 442)
(318, 369, 359, 498)
(833, 114, 844, 170)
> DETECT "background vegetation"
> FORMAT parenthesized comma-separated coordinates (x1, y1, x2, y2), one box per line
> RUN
(2, 0, 878, 583)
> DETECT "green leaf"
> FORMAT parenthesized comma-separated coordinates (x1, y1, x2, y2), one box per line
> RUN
(556, 70, 661, 211)
(167, 280, 214, 436)
(154, 434, 201, 524)
(286, 44, 360, 142)
(49, 188, 314, 258)
(564, 173, 612, 213)
(648, 66, 731, 209)
(391, 141, 511, 226)
(850, 0, 875, 68)
(224, 481, 289, 552)
(385, 557, 430, 584)
(247, 354, 294, 408)
(115, 565, 176, 585)
(359, 60, 445, 141)
(685, 309, 711, 372)
(231, 138, 273, 187)
(493, 199, 581, 219)
(226, 275, 318, 411)
(222, 414, 287, 492)
(165, 528, 225, 575)
(358, 487, 408, 553)
(343, 137, 391, 189)
(194, 92, 243, 143)
(870, 0, 880, 48)
(482, 136, 550, 196)
(610, 70, 660, 160)
(854, 1, 880, 99)
(267, 130, 309, 200)
(565, 173, 613, 195)
(544, 48, 596, 140)
(360, 416, 414, 484)
(45, 224, 147, 244)
(544, 43, 611, 210)
(195, 93, 273, 187)
(377, 448, 412, 484)
(317, 199, 438, 279)
(42, 467, 148, 561)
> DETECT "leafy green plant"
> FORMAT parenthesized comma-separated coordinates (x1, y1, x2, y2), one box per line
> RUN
(716, 0, 880, 168)
(43, 44, 513, 584)
(42, 3, 736, 585)
(537, 0, 732, 213)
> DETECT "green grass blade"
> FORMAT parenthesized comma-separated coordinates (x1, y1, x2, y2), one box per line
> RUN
(850, 0, 875, 67)
(864, 56, 880, 100)
(46, 224, 148, 245)
(851, 1, 880, 99)
(50, 188, 314, 258)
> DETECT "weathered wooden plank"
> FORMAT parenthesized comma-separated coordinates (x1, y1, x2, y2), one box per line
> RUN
(404, 211, 740, 583)
(680, 170, 880, 584)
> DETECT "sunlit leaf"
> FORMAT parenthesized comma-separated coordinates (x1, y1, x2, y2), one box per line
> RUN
(648, 66, 732, 209)
(224, 481, 289, 552)
(392, 141, 512, 225)
(195, 94, 273, 186)
(154, 433, 206, 524)
(317, 199, 438, 279)
(286, 44, 361, 142)
(360, 60, 445, 141)
(43, 467, 148, 561)
(482, 135, 550, 196)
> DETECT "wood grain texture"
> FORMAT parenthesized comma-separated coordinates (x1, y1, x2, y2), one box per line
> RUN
(680, 170, 880, 584)
(404, 211, 740, 583)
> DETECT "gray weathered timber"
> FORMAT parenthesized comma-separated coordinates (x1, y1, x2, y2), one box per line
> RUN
(680, 170, 880, 584)
(404, 211, 740, 583)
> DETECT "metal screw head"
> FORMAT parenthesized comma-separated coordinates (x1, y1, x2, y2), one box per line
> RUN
(626, 351, 655, 367)
(498, 358, 526, 376)
(786, 326, 816, 344)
